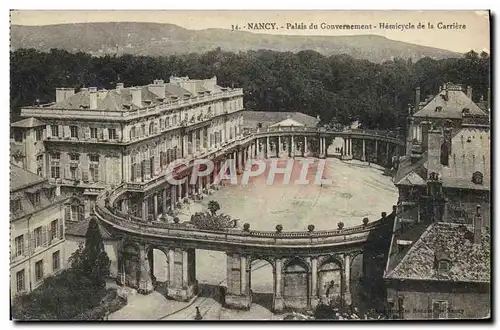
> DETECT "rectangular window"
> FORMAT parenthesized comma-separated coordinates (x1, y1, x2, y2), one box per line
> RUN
(34, 226, 43, 248)
(50, 165, 60, 179)
(108, 128, 117, 140)
(16, 270, 25, 293)
(70, 126, 78, 138)
(50, 219, 58, 241)
(33, 191, 41, 205)
(69, 154, 80, 161)
(36, 154, 43, 162)
(89, 164, 99, 182)
(90, 127, 98, 139)
(50, 125, 59, 137)
(71, 205, 79, 222)
(35, 128, 43, 141)
(89, 154, 99, 162)
(15, 235, 24, 257)
(432, 300, 449, 319)
(11, 199, 22, 213)
(35, 260, 44, 282)
(52, 251, 60, 272)
(70, 165, 78, 180)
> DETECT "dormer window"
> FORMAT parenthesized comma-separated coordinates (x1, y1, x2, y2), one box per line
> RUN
(462, 108, 470, 114)
(472, 171, 483, 185)
(435, 106, 443, 112)
(437, 260, 451, 273)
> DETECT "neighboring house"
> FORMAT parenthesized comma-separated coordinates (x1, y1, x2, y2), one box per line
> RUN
(384, 82, 491, 319)
(10, 164, 68, 297)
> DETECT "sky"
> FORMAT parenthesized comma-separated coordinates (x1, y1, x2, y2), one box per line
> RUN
(10, 10, 490, 53)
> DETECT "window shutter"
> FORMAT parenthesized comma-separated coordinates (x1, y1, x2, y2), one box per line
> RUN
(155, 154, 160, 175)
(42, 226, 47, 247)
(65, 205, 71, 222)
(78, 126, 84, 140)
(46, 223, 52, 245)
(76, 168, 81, 181)
(24, 235, 29, 256)
(79, 205, 85, 222)
(58, 125, 63, 138)
(59, 221, 64, 239)
(84, 127, 90, 140)
(103, 128, 109, 140)
(64, 126, 70, 138)
(136, 162, 141, 182)
(47, 125, 52, 137)
(65, 164, 70, 180)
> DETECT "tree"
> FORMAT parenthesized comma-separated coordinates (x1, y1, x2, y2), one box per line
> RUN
(69, 216, 111, 288)
(208, 200, 220, 216)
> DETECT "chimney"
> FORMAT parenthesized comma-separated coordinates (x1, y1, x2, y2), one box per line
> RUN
(89, 87, 98, 110)
(415, 87, 421, 112)
(421, 121, 430, 153)
(473, 205, 482, 244)
(116, 83, 124, 94)
(130, 87, 142, 107)
(203, 76, 217, 91)
(466, 86, 473, 99)
(148, 79, 166, 99)
(56, 88, 75, 103)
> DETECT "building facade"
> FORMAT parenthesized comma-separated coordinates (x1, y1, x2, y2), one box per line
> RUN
(10, 76, 244, 220)
(384, 83, 491, 319)
(10, 164, 68, 298)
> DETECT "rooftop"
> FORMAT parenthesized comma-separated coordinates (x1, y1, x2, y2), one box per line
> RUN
(242, 111, 320, 129)
(65, 215, 113, 240)
(385, 222, 490, 283)
(10, 163, 46, 192)
(11, 117, 46, 128)
(414, 84, 488, 119)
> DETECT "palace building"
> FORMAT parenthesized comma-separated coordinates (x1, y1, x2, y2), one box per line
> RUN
(10, 76, 244, 220)
(384, 83, 491, 319)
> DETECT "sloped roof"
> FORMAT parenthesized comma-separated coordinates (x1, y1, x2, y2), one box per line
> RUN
(65, 216, 113, 240)
(269, 118, 305, 127)
(243, 111, 320, 129)
(414, 89, 488, 119)
(385, 222, 490, 283)
(10, 164, 46, 192)
(393, 152, 428, 186)
(11, 117, 46, 128)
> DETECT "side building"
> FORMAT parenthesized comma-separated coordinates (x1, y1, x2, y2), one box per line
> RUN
(384, 83, 491, 319)
(10, 76, 244, 221)
(10, 164, 68, 298)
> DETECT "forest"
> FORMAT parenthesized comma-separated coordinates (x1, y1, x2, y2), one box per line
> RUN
(10, 48, 490, 129)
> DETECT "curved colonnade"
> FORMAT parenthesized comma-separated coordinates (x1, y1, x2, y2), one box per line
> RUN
(94, 127, 403, 311)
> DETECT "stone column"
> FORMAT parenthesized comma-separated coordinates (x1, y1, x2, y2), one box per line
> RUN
(138, 244, 153, 294)
(291, 135, 295, 157)
(171, 185, 177, 210)
(225, 253, 251, 310)
(343, 254, 352, 305)
(343, 138, 347, 156)
(142, 199, 148, 221)
(272, 258, 284, 312)
(386, 142, 390, 167)
(266, 136, 270, 158)
(121, 198, 129, 213)
(177, 183, 182, 204)
(349, 139, 353, 158)
(166, 248, 197, 301)
(374, 140, 378, 163)
(310, 257, 319, 308)
(304, 136, 308, 156)
(184, 178, 189, 199)
(153, 194, 158, 220)
(362, 139, 366, 161)
(278, 136, 282, 157)
(254, 139, 258, 157)
(123, 153, 130, 182)
(324, 137, 328, 157)
(162, 189, 168, 216)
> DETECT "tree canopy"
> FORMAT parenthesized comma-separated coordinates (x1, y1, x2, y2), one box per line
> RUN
(10, 48, 490, 129)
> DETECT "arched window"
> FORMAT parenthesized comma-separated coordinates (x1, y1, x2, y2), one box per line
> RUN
(440, 142, 449, 166)
(472, 171, 483, 185)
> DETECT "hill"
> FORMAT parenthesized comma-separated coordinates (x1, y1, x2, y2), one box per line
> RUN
(10, 22, 460, 62)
